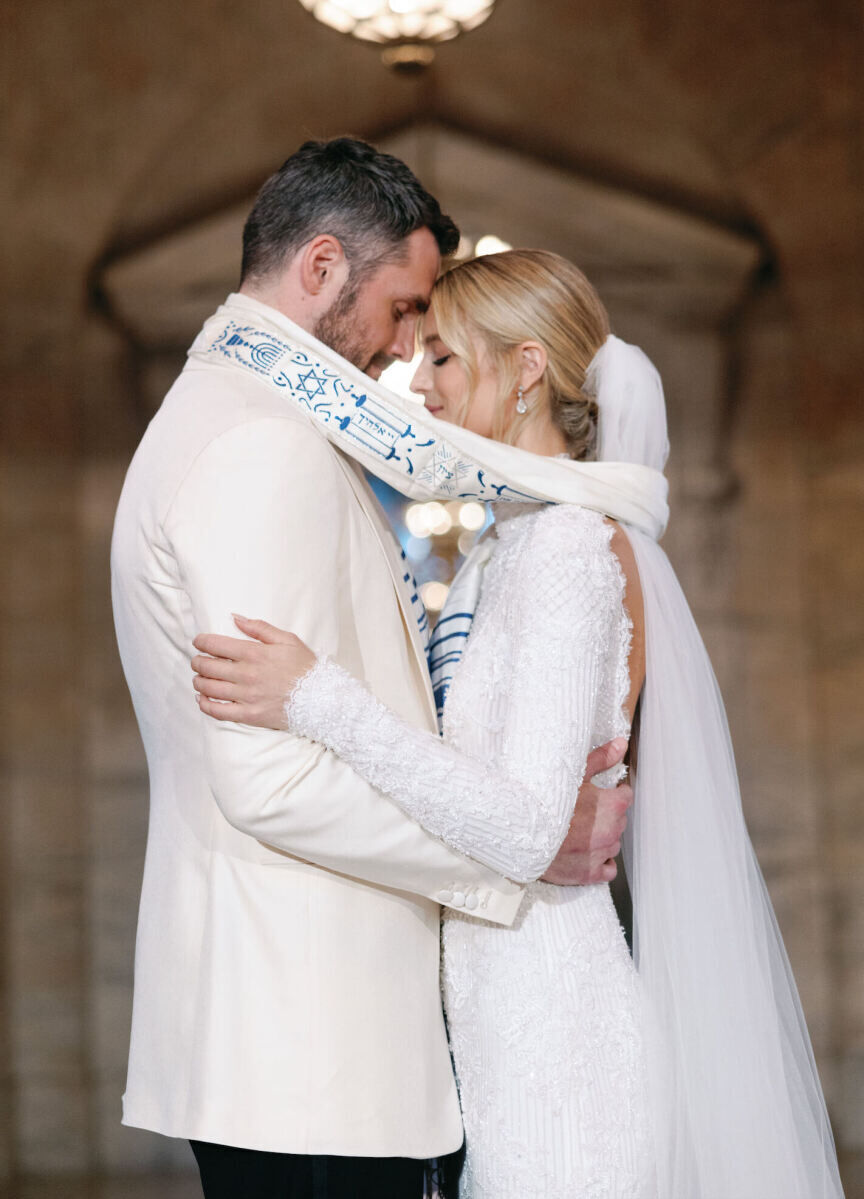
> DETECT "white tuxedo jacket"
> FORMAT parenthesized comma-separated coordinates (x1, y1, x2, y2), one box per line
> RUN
(111, 297, 524, 1156)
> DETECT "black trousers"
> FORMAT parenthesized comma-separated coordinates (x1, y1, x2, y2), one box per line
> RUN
(190, 1139, 427, 1199)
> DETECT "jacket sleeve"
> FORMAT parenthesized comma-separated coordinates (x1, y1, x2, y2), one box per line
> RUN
(165, 414, 524, 925)
(284, 508, 626, 883)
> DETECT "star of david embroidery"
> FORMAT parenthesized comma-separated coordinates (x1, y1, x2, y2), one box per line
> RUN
(416, 444, 475, 495)
(295, 369, 328, 403)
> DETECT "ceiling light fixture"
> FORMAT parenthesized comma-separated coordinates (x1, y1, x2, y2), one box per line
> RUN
(298, 0, 498, 71)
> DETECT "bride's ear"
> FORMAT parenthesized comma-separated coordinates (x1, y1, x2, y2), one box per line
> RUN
(517, 341, 547, 393)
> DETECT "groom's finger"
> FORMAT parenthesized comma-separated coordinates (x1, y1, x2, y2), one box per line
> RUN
(585, 737, 628, 779)
(599, 858, 618, 883)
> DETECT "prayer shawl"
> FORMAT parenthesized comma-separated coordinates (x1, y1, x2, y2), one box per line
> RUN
(188, 294, 669, 718)
(188, 295, 668, 538)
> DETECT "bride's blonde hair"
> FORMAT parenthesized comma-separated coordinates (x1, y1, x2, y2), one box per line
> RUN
(429, 249, 610, 460)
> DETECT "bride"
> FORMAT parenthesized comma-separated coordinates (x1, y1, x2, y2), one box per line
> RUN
(191, 250, 844, 1199)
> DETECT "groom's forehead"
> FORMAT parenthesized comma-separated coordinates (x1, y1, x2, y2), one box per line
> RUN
(374, 227, 441, 297)
(368, 271, 437, 310)
(366, 259, 433, 307)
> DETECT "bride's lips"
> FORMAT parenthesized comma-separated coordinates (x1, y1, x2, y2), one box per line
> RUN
(425, 405, 443, 416)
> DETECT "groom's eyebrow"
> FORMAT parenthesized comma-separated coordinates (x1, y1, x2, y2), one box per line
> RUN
(402, 295, 430, 314)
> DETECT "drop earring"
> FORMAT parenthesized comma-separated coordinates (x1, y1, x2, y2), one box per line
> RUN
(516, 385, 528, 415)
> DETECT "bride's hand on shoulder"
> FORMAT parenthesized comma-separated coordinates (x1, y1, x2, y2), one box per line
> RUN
(191, 615, 317, 730)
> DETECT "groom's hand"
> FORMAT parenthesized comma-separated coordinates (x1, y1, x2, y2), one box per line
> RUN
(541, 738, 632, 886)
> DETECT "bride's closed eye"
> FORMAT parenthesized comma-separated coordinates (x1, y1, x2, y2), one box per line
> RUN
(433, 354, 451, 367)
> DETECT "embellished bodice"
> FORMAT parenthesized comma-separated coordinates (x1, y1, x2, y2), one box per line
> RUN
(443, 503, 632, 810)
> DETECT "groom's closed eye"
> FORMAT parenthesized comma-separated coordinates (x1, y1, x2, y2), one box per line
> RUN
(395, 295, 430, 317)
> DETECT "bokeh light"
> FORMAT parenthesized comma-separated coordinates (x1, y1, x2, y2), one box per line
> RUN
(420, 580, 450, 611)
(459, 501, 485, 529)
(474, 233, 512, 256)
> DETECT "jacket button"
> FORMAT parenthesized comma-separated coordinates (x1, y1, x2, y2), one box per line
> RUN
(465, 894, 479, 911)
(451, 892, 465, 907)
(437, 890, 453, 903)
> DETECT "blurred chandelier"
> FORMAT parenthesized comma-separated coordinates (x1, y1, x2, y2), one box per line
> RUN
(298, 0, 498, 68)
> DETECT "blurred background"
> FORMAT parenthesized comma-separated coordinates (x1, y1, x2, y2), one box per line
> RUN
(2, 0, 863, 1194)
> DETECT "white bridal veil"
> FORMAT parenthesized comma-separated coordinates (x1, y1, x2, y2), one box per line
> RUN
(588, 336, 844, 1198)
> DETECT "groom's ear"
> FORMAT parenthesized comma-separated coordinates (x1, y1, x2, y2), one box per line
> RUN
(299, 234, 350, 299)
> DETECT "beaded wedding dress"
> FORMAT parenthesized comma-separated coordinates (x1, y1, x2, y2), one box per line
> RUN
(286, 501, 655, 1199)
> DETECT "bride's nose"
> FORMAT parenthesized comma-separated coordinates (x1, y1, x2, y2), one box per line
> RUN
(410, 357, 432, 397)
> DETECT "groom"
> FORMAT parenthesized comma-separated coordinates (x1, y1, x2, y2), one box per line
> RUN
(111, 137, 632, 1199)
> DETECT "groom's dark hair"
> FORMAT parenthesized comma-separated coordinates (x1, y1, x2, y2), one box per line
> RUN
(241, 137, 460, 285)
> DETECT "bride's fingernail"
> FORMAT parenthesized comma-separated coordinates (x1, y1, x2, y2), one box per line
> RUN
(232, 613, 249, 621)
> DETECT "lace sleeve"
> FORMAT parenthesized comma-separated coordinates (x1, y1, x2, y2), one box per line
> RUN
(286, 510, 624, 883)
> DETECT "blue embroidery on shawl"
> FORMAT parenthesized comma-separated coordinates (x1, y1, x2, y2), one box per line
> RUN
(205, 321, 535, 503)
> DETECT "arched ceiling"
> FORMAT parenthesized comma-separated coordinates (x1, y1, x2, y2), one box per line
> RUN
(7, 0, 845, 266)
(5, 0, 861, 413)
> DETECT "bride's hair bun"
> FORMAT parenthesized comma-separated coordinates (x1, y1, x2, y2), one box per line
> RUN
(429, 248, 610, 459)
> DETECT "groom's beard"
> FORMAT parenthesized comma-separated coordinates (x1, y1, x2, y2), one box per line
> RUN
(314, 279, 393, 379)
(364, 351, 396, 380)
